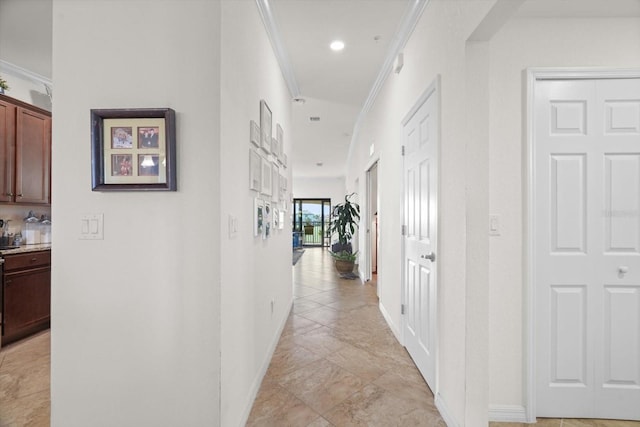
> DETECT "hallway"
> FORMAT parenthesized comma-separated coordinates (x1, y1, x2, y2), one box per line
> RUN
(246, 247, 446, 426)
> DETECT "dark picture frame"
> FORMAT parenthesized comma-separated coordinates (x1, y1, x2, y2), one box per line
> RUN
(91, 108, 176, 191)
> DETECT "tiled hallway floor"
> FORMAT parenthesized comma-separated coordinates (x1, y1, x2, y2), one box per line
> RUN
(0, 329, 50, 427)
(246, 247, 446, 426)
(1, 248, 639, 426)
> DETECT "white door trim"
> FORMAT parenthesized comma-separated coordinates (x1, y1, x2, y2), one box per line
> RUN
(525, 67, 640, 423)
(401, 74, 441, 383)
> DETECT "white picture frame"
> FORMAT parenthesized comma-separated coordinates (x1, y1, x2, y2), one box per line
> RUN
(271, 162, 280, 202)
(250, 120, 260, 147)
(277, 124, 284, 160)
(261, 156, 272, 196)
(278, 210, 285, 229)
(249, 149, 261, 191)
(271, 135, 280, 160)
(260, 100, 272, 154)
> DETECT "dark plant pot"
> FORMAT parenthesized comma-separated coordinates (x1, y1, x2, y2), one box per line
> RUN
(334, 259, 355, 274)
(331, 242, 352, 253)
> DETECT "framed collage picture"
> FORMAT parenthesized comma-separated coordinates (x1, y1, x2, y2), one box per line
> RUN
(90, 108, 176, 191)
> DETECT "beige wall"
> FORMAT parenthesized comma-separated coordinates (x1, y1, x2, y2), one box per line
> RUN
(219, 2, 294, 425)
(51, 1, 222, 425)
(487, 16, 640, 414)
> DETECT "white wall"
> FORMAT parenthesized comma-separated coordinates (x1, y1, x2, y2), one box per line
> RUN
(487, 16, 640, 412)
(346, 1, 496, 425)
(219, 2, 294, 426)
(51, 1, 221, 426)
(292, 176, 346, 207)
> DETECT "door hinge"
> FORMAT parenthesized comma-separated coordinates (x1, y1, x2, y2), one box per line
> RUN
(401, 304, 406, 315)
(401, 225, 406, 236)
(401, 145, 405, 156)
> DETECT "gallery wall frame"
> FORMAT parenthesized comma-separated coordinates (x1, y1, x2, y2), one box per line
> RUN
(250, 120, 260, 147)
(261, 156, 272, 196)
(249, 148, 261, 191)
(260, 100, 272, 154)
(90, 108, 176, 191)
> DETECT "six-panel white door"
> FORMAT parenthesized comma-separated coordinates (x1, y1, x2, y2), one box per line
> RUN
(403, 85, 438, 390)
(535, 78, 640, 420)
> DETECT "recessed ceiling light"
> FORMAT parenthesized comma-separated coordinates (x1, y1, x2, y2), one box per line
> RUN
(330, 40, 345, 51)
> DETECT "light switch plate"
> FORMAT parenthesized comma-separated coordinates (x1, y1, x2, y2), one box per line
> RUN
(80, 213, 104, 240)
(489, 214, 500, 236)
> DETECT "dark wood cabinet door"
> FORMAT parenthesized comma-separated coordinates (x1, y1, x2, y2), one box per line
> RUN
(15, 107, 51, 204)
(3, 267, 51, 343)
(0, 99, 16, 202)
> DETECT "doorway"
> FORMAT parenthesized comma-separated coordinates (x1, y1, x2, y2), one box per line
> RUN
(366, 161, 379, 288)
(529, 71, 640, 420)
(293, 199, 331, 247)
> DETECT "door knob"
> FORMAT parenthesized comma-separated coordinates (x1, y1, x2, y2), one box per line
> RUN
(421, 252, 436, 262)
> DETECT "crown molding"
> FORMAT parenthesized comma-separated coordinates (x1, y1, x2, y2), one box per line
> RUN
(347, 0, 430, 168)
(255, 0, 301, 98)
(0, 59, 52, 88)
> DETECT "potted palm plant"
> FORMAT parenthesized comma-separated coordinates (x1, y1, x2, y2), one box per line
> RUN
(329, 193, 360, 274)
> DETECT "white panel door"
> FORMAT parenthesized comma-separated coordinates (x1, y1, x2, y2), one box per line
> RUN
(403, 85, 438, 390)
(535, 77, 640, 420)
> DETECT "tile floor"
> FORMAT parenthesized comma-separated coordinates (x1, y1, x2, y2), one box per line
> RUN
(0, 329, 50, 427)
(246, 248, 446, 426)
(246, 247, 640, 427)
(0, 247, 639, 426)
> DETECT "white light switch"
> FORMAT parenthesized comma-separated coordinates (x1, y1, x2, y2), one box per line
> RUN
(228, 214, 238, 238)
(489, 214, 500, 236)
(80, 214, 104, 240)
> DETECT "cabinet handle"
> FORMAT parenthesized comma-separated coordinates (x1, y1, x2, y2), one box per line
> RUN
(17, 194, 23, 197)
(7, 192, 14, 197)
(5, 279, 11, 284)
(31, 257, 38, 262)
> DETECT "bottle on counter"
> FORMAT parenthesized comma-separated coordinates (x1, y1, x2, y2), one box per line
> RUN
(40, 215, 51, 244)
(24, 210, 41, 245)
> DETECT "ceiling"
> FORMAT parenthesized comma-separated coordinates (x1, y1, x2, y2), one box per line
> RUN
(269, 0, 410, 178)
(3, 0, 640, 180)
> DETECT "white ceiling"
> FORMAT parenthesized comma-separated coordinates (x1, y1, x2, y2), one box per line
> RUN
(3, 0, 640, 181)
(270, 0, 409, 178)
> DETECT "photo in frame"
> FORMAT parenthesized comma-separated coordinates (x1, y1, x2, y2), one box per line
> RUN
(249, 149, 261, 191)
(91, 108, 176, 191)
(250, 120, 260, 147)
(260, 100, 272, 154)
(261, 156, 272, 196)
(263, 200, 272, 239)
(254, 198, 264, 237)
(273, 207, 280, 230)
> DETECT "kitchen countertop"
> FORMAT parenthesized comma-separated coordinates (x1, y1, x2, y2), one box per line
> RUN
(0, 244, 52, 256)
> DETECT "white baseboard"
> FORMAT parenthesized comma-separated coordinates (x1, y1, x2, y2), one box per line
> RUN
(435, 393, 460, 427)
(379, 301, 402, 344)
(488, 404, 530, 423)
(237, 299, 293, 426)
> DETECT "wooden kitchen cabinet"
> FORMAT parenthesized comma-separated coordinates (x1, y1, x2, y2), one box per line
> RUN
(0, 94, 51, 205)
(2, 250, 51, 345)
